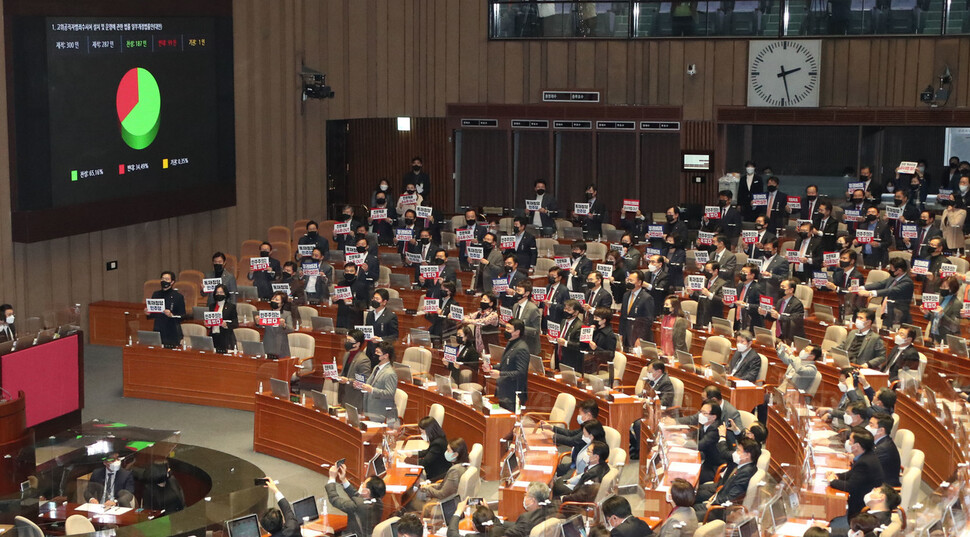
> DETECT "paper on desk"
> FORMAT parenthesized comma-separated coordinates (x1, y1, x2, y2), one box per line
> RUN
(809, 429, 837, 441)
(531, 445, 558, 452)
(104, 506, 133, 515)
(733, 379, 756, 388)
(361, 421, 387, 428)
(668, 446, 696, 455)
(610, 393, 632, 399)
(523, 464, 554, 472)
(662, 424, 690, 430)
(385, 485, 409, 493)
(302, 529, 325, 537)
(395, 461, 424, 470)
(74, 503, 104, 513)
(667, 461, 702, 474)
(511, 480, 531, 489)
(812, 445, 839, 454)
(775, 522, 817, 536)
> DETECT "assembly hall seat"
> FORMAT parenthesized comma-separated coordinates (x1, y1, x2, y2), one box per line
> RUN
(694, 520, 725, 537)
(701, 335, 732, 366)
(267, 225, 291, 247)
(240, 239, 262, 261)
(270, 241, 291, 264)
(174, 281, 199, 310)
(234, 327, 260, 342)
(821, 325, 848, 352)
(143, 279, 162, 300)
(468, 443, 483, 470)
(178, 270, 205, 294)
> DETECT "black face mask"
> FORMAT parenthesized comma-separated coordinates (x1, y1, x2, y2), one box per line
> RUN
(799, 231, 810, 239)
(755, 223, 764, 230)
(853, 198, 864, 205)
(160, 281, 172, 290)
(625, 282, 635, 290)
(662, 306, 672, 315)
(434, 258, 445, 265)
(920, 219, 929, 226)
(504, 265, 514, 273)
(718, 200, 728, 207)
(376, 198, 386, 206)
(357, 246, 367, 253)
(407, 189, 416, 195)
(766, 185, 777, 192)
(214, 294, 227, 302)
(213, 264, 224, 275)
(270, 302, 281, 310)
(404, 218, 415, 226)
(343, 214, 354, 222)
(806, 195, 817, 202)
(504, 330, 514, 339)
(893, 199, 903, 207)
(307, 230, 319, 239)
(282, 273, 293, 281)
(260, 250, 271, 257)
(865, 214, 877, 222)
(621, 242, 631, 248)
(344, 273, 356, 282)
(420, 238, 430, 245)
(587, 281, 596, 288)
(466, 219, 476, 227)
(536, 189, 545, 195)
(839, 260, 851, 268)
(480, 302, 490, 311)
(666, 215, 675, 223)
(941, 289, 951, 297)
(585, 192, 594, 200)
(370, 300, 381, 309)
(571, 252, 582, 259)
(482, 243, 493, 254)
(513, 226, 522, 234)
(344, 341, 356, 351)
(412, 165, 422, 172)
(512, 293, 523, 302)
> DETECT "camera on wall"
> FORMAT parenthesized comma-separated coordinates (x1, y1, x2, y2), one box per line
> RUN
(920, 65, 951, 107)
(301, 66, 335, 100)
(687, 64, 697, 77)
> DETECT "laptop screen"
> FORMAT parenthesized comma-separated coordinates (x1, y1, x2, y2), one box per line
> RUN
(226, 514, 260, 537)
(561, 514, 587, 537)
(345, 404, 360, 426)
(270, 378, 289, 398)
(770, 497, 788, 528)
(292, 496, 318, 524)
(505, 450, 519, 475)
(738, 517, 759, 537)
(310, 390, 328, 411)
(369, 453, 387, 477)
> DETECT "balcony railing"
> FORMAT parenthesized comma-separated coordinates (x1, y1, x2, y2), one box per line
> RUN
(488, 0, 968, 38)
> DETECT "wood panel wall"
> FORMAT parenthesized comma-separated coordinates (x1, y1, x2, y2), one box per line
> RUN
(1, 0, 968, 331)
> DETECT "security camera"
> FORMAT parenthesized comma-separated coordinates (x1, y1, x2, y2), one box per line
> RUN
(300, 65, 335, 100)
(687, 64, 697, 77)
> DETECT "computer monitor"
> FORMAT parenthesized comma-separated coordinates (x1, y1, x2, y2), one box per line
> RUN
(291, 496, 319, 524)
(471, 390, 484, 412)
(410, 328, 432, 347)
(241, 340, 265, 357)
(675, 350, 695, 367)
(829, 347, 850, 369)
(270, 378, 289, 398)
(587, 375, 605, 393)
(192, 306, 208, 320)
(770, 496, 788, 528)
(813, 304, 835, 324)
(529, 354, 545, 375)
(737, 516, 759, 537)
(369, 452, 387, 477)
(311, 316, 335, 333)
(753, 326, 775, 346)
(560, 363, 576, 374)
(504, 449, 519, 476)
(137, 330, 162, 346)
(711, 317, 733, 337)
(435, 374, 453, 398)
(226, 514, 260, 537)
(345, 404, 361, 427)
(310, 390, 328, 412)
(561, 514, 587, 537)
(188, 335, 216, 352)
(792, 336, 811, 352)
(709, 361, 726, 377)
(947, 335, 969, 358)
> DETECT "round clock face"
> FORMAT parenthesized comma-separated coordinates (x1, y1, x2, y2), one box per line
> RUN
(747, 40, 820, 108)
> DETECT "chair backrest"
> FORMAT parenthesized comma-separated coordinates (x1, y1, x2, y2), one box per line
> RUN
(268, 225, 291, 245)
(394, 389, 408, 419)
(536, 239, 558, 257)
(174, 280, 200, 310)
(701, 335, 732, 366)
(270, 241, 292, 264)
(895, 429, 915, 468)
(378, 265, 391, 287)
(297, 305, 319, 324)
(550, 392, 577, 424)
(178, 269, 205, 292)
(807, 370, 822, 397)
(287, 332, 316, 359)
(694, 520, 726, 537)
(634, 365, 650, 394)
(670, 376, 684, 407)
(234, 327, 260, 342)
(682, 300, 698, 323)
(373, 516, 400, 537)
(888, 250, 912, 265)
(586, 242, 607, 261)
(794, 284, 814, 311)
(866, 269, 891, 286)
(469, 443, 483, 470)
(15, 516, 44, 537)
(891, 412, 900, 438)
(611, 447, 627, 468)
(594, 466, 619, 506)
(534, 257, 556, 274)
(950, 256, 970, 274)
(603, 426, 621, 452)
(498, 217, 514, 234)
(611, 351, 627, 384)
(402, 347, 432, 375)
(685, 329, 693, 350)
(756, 449, 771, 472)
(906, 448, 924, 473)
(756, 353, 768, 382)
(529, 518, 562, 537)
(738, 410, 756, 430)
(65, 514, 97, 535)
(181, 323, 207, 338)
(241, 239, 262, 261)
(742, 469, 767, 511)
(144, 279, 162, 300)
(457, 465, 481, 499)
(916, 352, 927, 379)
(429, 403, 445, 427)
(899, 467, 921, 509)
(822, 325, 848, 351)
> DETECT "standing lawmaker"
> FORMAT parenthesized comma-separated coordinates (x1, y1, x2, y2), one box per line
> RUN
(145, 271, 186, 347)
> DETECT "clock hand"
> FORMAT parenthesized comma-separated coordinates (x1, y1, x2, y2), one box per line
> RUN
(777, 66, 803, 78)
(778, 65, 791, 103)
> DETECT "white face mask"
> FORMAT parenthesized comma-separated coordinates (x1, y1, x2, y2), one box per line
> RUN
(866, 425, 878, 436)
(737, 342, 749, 353)
(648, 264, 659, 273)
(698, 413, 709, 425)
(379, 184, 388, 191)
(732, 451, 741, 465)
(522, 498, 531, 510)
(894, 335, 907, 345)
(961, 185, 969, 194)
(863, 492, 874, 505)
(4, 315, 13, 325)
(855, 319, 866, 331)
(582, 435, 592, 444)
(577, 415, 585, 426)
(109, 460, 121, 472)
(746, 167, 756, 175)
(798, 350, 809, 361)
(445, 451, 457, 462)
(844, 440, 854, 454)
(838, 382, 848, 393)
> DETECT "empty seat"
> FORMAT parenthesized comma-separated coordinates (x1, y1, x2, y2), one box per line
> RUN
(178, 270, 205, 294)
(234, 327, 260, 342)
(268, 225, 291, 246)
(173, 280, 200, 310)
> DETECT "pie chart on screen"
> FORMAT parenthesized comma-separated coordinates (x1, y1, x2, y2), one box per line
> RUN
(116, 67, 161, 150)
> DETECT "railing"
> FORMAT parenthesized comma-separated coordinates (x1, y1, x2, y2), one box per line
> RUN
(489, 0, 968, 38)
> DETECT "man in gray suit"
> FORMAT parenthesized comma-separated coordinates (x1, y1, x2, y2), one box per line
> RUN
(776, 342, 820, 393)
(836, 310, 886, 369)
(477, 232, 505, 294)
(485, 319, 530, 412)
(710, 235, 737, 280)
(758, 239, 789, 302)
(510, 280, 542, 355)
(674, 385, 741, 428)
(205, 251, 238, 307)
(726, 331, 761, 383)
(338, 329, 372, 412)
(359, 341, 400, 425)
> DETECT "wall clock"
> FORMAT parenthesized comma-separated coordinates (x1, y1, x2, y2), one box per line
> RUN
(747, 40, 821, 108)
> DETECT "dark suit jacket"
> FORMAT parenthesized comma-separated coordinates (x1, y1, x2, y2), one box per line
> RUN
(698, 422, 724, 484)
(909, 225, 942, 258)
(251, 257, 282, 299)
(510, 232, 538, 270)
(505, 505, 560, 537)
(744, 230, 775, 260)
(496, 338, 530, 410)
(761, 254, 790, 301)
(690, 276, 726, 328)
(525, 194, 559, 230)
(297, 234, 330, 258)
(864, 274, 914, 325)
(419, 436, 452, 481)
(799, 197, 824, 220)
(545, 283, 571, 326)
(645, 267, 670, 308)
(884, 344, 920, 382)
(791, 236, 824, 278)
(446, 345, 480, 383)
(561, 463, 610, 504)
(579, 198, 607, 239)
(611, 516, 655, 537)
(712, 463, 758, 505)
(737, 174, 764, 220)
(457, 223, 489, 265)
(831, 450, 885, 519)
(874, 435, 902, 487)
(556, 316, 584, 371)
(325, 482, 383, 537)
(340, 349, 372, 411)
(830, 266, 867, 316)
(567, 256, 593, 294)
(705, 206, 743, 240)
(651, 373, 675, 407)
(856, 219, 893, 268)
(149, 288, 186, 347)
(732, 279, 764, 331)
(761, 190, 789, 232)
(0, 323, 16, 343)
(585, 286, 614, 314)
(365, 309, 399, 342)
(775, 295, 806, 341)
(86, 467, 135, 502)
(583, 325, 617, 356)
(426, 296, 459, 339)
(619, 289, 655, 347)
(268, 498, 300, 537)
(207, 301, 238, 352)
(727, 349, 761, 382)
(812, 214, 840, 253)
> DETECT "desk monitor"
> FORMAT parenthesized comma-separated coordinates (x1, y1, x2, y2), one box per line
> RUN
(560, 363, 576, 374)
(640, 341, 660, 361)
(529, 354, 546, 376)
(711, 317, 733, 337)
(345, 403, 361, 427)
(587, 375, 605, 393)
(435, 374, 454, 398)
(410, 328, 432, 347)
(561, 514, 587, 537)
(561, 370, 579, 386)
(792, 336, 811, 352)
(902, 323, 924, 346)
(769, 496, 788, 528)
(753, 326, 775, 346)
(813, 304, 835, 324)
(368, 452, 387, 477)
(737, 516, 759, 537)
(137, 330, 163, 346)
(240, 340, 265, 357)
(828, 348, 850, 369)
(226, 514, 260, 537)
(675, 350, 695, 367)
(13, 336, 34, 351)
(310, 390, 329, 412)
(311, 316, 335, 333)
(503, 449, 519, 477)
(270, 378, 290, 398)
(471, 390, 484, 412)
(709, 361, 726, 377)
(393, 363, 413, 384)
(947, 335, 969, 358)
(292, 496, 319, 524)
(188, 335, 216, 352)
(192, 306, 208, 320)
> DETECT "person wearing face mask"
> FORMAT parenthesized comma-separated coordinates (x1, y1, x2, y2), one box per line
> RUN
(940, 198, 967, 255)
(370, 178, 396, 210)
(743, 215, 774, 260)
(955, 176, 970, 215)
(731, 264, 763, 332)
(300, 247, 332, 305)
(421, 250, 457, 297)
(278, 261, 307, 306)
(444, 325, 481, 384)
(483, 319, 530, 412)
(842, 189, 872, 235)
(664, 234, 687, 290)
(894, 161, 929, 203)
(524, 179, 559, 237)
(867, 413, 902, 488)
(363, 289, 398, 361)
(141, 460, 186, 513)
(262, 291, 293, 359)
(689, 261, 726, 329)
(857, 257, 914, 326)
(334, 205, 363, 252)
(825, 249, 866, 320)
(882, 326, 921, 382)
(890, 190, 921, 251)
(619, 270, 655, 350)
(86, 452, 135, 507)
(506, 216, 538, 271)
(702, 190, 743, 246)
(725, 331, 760, 382)
(554, 441, 610, 505)
(618, 233, 642, 272)
(542, 266, 570, 326)
(791, 221, 823, 281)
(553, 299, 584, 371)
(397, 208, 420, 259)
(660, 206, 689, 249)
(851, 207, 891, 269)
(366, 195, 398, 246)
(337, 329, 371, 412)
(403, 156, 430, 199)
(808, 199, 838, 252)
(410, 438, 469, 515)
(602, 496, 653, 537)
(575, 184, 606, 240)
(144, 271, 186, 347)
(716, 421, 767, 473)
(692, 399, 725, 484)
(359, 341, 400, 424)
(947, 157, 964, 190)
(643, 255, 669, 316)
(758, 239, 789, 302)
(447, 499, 506, 537)
(583, 307, 617, 359)
(204, 252, 238, 307)
(694, 438, 761, 521)
(463, 293, 500, 353)
(798, 184, 823, 220)
(540, 400, 601, 473)
(409, 229, 440, 283)
(207, 284, 237, 354)
(835, 310, 886, 369)
(761, 176, 789, 234)
(476, 232, 506, 294)
(816, 369, 866, 423)
(658, 297, 688, 357)
(297, 220, 331, 260)
(335, 264, 370, 330)
(423, 280, 460, 342)
(351, 235, 380, 287)
(503, 482, 560, 537)
(710, 234, 737, 279)
(601, 250, 627, 307)
(827, 428, 884, 521)
(325, 462, 385, 537)
(509, 281, 541, 355)
(927, 276, 962, 344)
(775, 342, 820, 393)
(919, 237, 948, 294)
(457, 209, 487, 270)
(737, 160, 763, 222)
(499, 254, 528, 308)
(405, 416, 451, 481)
(248, 241, 282, 299)
(902, 210, 941, 258)
(765, 278, 805, 342)
(395, 181, 424, 215)
(854, 165, 883, 201)
(857, 486, 901, 530)
(564, 240, 592, 293)
(657, 479, 699, 537)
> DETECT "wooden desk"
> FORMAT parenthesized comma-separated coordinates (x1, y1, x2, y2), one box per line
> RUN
(34, 503, 160, 530)
(497, 427, 559, 520)
(0, 392, 34, 495)
(637, 421, 702, 519)
(252, 392, 420, 518)
(123, 345, 296, 411)
(398, 383, 516, 480)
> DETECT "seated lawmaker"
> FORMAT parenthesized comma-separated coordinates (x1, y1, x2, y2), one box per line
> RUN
(338, 329, 371, 411)
(539, 405, 603, 477)
(869, 413, 901, 487)
(726, 331, 761, 382)
(326, 462, 385, 537)
(503, 482, 560, 537)
(145, 271, 186, 347)
(141, 460, 185, 513)
(249, 242, 281, 299)
(603, 496, 654, 537)
(257, 476, 299, 537)
(691, 399, 725, 484)
(207, 284, 238, 354)
(408, 416, 451, 481)
(716, 421, 767, 475)
(553, 441, 610, 505)
(694, 438, 761, 521)
(410, 438, 469, 516)
(858, 485, 901, 528)
(85, 452, 135, 507)
(836, 311, 886, 369)
(658, 479, 698, 537)
(826, 427, 884, 521)
(448, 498, 506, 537)
(629, 361, 674, 459)
(816, 369, 867, 423)
(205, 251, 238, 306)
(443, 324, 480, 384)
(280, 262, 307, 306)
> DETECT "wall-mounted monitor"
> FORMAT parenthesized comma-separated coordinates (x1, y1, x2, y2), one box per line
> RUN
(682, 151, 712, 172)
